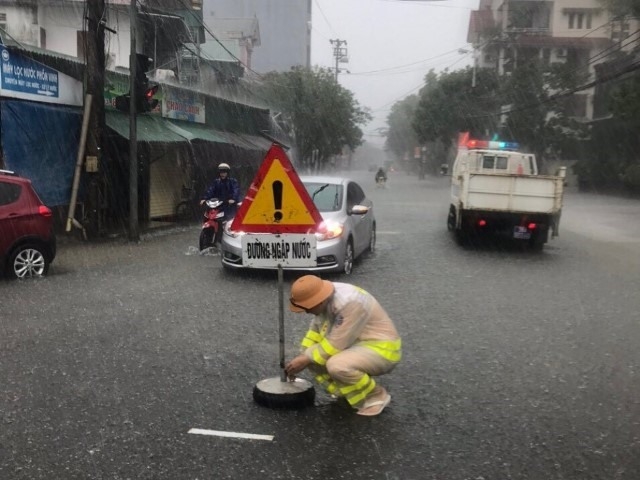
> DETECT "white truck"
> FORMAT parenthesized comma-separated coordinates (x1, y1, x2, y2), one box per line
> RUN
(447, 137, 565, 250)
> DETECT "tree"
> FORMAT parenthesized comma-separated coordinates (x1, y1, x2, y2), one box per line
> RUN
(598, 0, 640, 16)
(258, 67, 371, 170)
(385, 94, 419, 161)
(412, 67, 501, 149)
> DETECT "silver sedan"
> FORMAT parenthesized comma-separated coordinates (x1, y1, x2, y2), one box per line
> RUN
(220, 175, 376, 275)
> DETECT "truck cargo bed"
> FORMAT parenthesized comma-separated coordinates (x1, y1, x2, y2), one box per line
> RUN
(460, 172, 564, 214)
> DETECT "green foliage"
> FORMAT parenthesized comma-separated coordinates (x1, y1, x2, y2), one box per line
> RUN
(598, 0, 640, 16)
(385, 95, 419, 160)
(258, 67, 371, 169)
(610, 75, 640, 129)
(412, 67, 501, 148)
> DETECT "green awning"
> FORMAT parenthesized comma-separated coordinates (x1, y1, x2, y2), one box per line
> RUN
(165, 120, 230, 144)
(105, 111, 186, 143)
(105, 110, 272, 151)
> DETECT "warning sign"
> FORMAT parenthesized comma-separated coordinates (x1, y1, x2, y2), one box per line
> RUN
(242, 233, 317, 268)
(231, 144, 323, 233)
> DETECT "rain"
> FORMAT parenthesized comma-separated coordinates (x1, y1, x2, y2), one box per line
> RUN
(1, 0, 640, 479)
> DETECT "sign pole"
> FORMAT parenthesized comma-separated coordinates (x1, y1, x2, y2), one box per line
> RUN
(278, 264, 286, 382)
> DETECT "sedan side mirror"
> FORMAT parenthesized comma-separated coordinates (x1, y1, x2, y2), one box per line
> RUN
(350, 205, 369, 215)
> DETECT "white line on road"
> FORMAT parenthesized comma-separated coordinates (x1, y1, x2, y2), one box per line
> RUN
(188, 428, 274, 441)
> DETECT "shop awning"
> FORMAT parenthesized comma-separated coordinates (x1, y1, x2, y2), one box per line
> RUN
(165, 120, 231, 144)
(224, 131, 273, 151)
(105, 111, 186, 143)
(106, 111, 273, 151)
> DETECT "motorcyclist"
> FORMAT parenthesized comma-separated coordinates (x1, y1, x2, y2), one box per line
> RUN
(375, 167, 387, 184)
(200, 162, 241, 221)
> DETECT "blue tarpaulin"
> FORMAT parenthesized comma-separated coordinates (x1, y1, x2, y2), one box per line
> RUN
(1, 100, 82, 206)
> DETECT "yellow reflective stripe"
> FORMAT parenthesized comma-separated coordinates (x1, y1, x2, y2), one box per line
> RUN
(360, 339, 402, 362)
(319, 338, 340, 356)
(301, 338, 315, 348)
(315, 373, 331, 385)
(312, 348, 327, 365)
(340, 373, 371, 395)
(301, 330, 322, 348)
(345, 378, 377, 406)
(326, 382, 339, 394)
(306, 330, 322, 342)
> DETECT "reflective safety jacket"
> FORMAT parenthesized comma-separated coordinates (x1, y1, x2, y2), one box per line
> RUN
(300, 283, 402, 367)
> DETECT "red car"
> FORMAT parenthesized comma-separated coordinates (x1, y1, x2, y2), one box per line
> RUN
(0, 170, 56, 279)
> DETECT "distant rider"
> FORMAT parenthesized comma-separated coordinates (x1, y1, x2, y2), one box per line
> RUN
(375, 167, 387, 184)
(200, 162, 241, 221)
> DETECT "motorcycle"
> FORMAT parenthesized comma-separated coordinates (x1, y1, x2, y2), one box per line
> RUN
(376, 176, 387, 188)
(199, 198, 226, 251)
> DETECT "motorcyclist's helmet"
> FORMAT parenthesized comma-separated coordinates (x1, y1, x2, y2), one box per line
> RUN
(218, 163, 231, 173)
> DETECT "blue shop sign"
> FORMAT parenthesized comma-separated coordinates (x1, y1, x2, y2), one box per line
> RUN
(1, 46, 59, 98)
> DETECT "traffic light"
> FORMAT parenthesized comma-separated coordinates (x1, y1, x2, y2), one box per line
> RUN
(114, 54, 159, 114)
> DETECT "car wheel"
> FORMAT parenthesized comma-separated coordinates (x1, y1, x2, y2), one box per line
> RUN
(8, 244, 49, 279)
(343, 240, 354, 275)
(367, 224, 376, 253)
(199, 228, 214, 251)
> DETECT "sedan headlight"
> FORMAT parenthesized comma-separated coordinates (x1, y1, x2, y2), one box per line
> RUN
(315, 220, 344, 241)
(224, 221, 245, 238)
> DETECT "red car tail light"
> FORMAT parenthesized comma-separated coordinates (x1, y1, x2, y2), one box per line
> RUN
(38, 205, 52, 217)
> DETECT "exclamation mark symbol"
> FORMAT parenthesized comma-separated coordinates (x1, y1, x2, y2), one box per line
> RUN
(272, 181, 283, 222)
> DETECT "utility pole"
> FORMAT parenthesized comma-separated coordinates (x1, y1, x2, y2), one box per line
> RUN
(85, 0, 106, 238)
(128, 0, 139, 241)
(330, 39, 348, 81)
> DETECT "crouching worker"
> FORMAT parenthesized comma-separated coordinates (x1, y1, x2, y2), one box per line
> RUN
(285, 275, 402, 416)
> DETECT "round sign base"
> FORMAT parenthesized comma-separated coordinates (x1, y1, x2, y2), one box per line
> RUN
(253, 377, 315, 409)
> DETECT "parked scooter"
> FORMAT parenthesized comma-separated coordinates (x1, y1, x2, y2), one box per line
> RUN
(199, 198, 226, 251)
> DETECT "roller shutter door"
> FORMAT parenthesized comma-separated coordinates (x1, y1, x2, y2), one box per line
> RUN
(149, 155, 185, 218)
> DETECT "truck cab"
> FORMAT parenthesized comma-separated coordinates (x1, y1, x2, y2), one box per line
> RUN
(452, 141, 538, 177)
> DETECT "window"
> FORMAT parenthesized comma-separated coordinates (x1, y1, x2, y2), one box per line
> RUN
(482, 156, 495, 169)
(496, 156, 508, 170)
(569, 12, 592, 29)
(0, 12, 7, 37)
(304, 183, 342, 212)
(0, 182, 21, 206)
(542, 48, 551, 65)
(347, 182, 365, 210)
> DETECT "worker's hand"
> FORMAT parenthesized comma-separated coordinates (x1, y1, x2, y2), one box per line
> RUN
(199, 199, 205, 205)
(284, 355, 311, 380)
(228, 199, 235, 204)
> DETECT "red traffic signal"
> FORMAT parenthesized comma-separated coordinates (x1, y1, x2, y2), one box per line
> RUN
(114, 84, 159, 114)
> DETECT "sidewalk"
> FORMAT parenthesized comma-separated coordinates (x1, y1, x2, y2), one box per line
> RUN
(55, 219, 195, 248)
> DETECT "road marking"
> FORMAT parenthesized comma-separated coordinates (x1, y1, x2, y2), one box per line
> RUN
(188, 428, 274, 441)
(377, 231, 401, 235)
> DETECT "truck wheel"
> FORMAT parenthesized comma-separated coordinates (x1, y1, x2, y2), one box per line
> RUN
(454, 228, 467, 246)
(529, 233, 545, 251)
(447, 207, 456, 231)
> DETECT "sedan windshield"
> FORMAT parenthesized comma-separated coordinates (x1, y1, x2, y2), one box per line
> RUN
(304, 182, 343, 212)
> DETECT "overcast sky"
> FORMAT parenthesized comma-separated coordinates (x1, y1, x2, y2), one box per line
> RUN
(310, 0, 480, 146)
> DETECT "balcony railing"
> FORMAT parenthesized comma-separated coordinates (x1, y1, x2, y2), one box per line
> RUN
(505, 26, 550, 35)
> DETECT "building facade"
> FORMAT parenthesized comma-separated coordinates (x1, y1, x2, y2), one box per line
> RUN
(0, 0, 273, 234)
(202, 0, 312, 73)
(468, 0, 640, 122)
